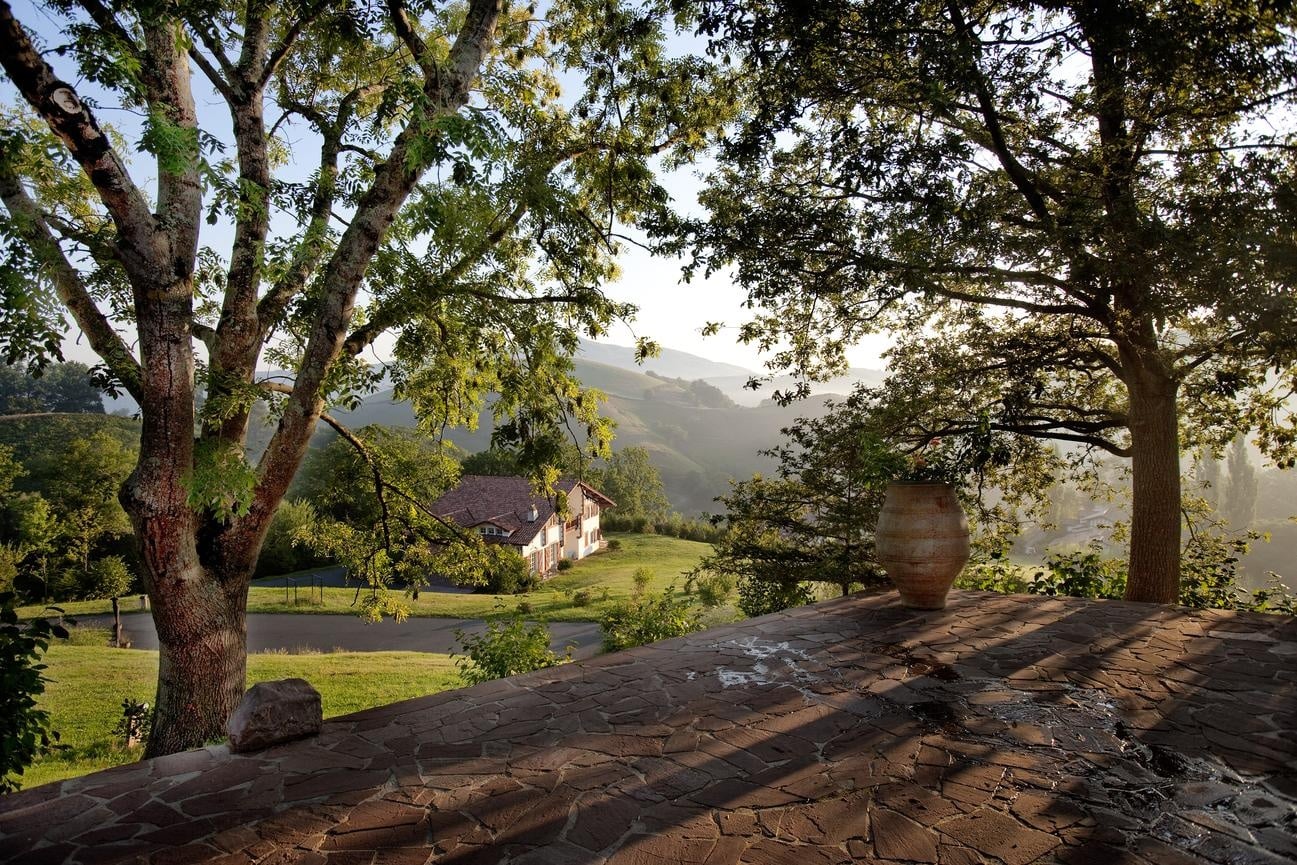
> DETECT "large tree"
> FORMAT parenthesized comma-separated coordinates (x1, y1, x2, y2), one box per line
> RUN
(0, 0, 722, 755)
(679, 0, 1297, 603)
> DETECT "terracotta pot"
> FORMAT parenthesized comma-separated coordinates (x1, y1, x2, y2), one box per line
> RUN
(875, 482, 970, 609)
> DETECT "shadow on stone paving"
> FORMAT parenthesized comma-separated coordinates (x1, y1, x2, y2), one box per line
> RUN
(0, 590, 1294, 865)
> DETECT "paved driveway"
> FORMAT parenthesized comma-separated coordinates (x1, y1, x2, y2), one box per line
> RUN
(78, 612, 602, 658)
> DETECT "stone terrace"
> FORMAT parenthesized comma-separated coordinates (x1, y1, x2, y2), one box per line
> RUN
(2, 591, 1295, 865)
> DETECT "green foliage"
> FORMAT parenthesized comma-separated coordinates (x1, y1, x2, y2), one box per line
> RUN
(186, 440, 257, 522)
(604, 510, 727, 543)
(644, 372, 735, 408)
(679, 0, 1297, 600)
(956, 556, 1030, 595)
(3, 429, 137, 599)
(600, 586, 701, 652)
(586, 446, 671, 524)
(701, 406, 904, 599)
(454, 613, 567, 685)
(461, 448, 524, 477)
(0, 545, 18, 595)
(556, 558, 572, 572)
(632, 567, 653, 598)
(735, 576, 813, 618)
(694, 572, 734, 607)
(0, 590, 68, 791)
(1028, 547, 1128, 601)
(569, 588, 591, 607)
(966, 530, 1297, 615)
(0, 362, 104, 415)
(606, 538, 623, 552)
(255, 500, 322, 578)
(83, 556, 132, 600)
(1244, 573, 1297, 615)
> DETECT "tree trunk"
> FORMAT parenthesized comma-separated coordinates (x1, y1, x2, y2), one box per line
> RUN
(1123, 359, 1181, 604)
(144, 569, 248, 758)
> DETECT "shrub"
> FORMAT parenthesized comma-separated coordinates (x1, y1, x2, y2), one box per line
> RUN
(570, 589, 591, 607)
(557, 559, 573, 572)
(515, 601, 533, 615)
(112, 697, 152, 747)
(0, 589, 68, 792)
(1028, 546, 1126, 600)
(600, 587, 702, 652)
(736, 577, 814, 618)
(255, 499, 321, 577)
(632, 567, 653, 598)
(0, 546, 18, 596)
(83, 556, 133, 600)
(957, 556, 1030, 594)
(454, 614, 568, 685)
(696, 573, 735, 607)
(483, 554, 532, 595)
(1245, 573, 1296, 615)
(606, 539, 623, 552)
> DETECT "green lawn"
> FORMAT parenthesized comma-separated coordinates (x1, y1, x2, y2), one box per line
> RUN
(17, 533, 712, 623)
(18, 633, 462, 790)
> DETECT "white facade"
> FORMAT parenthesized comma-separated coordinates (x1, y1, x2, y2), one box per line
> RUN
(515, 487, 606, 576)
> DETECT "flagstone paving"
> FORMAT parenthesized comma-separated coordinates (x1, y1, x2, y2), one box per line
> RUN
(2, 590, 1294, 865)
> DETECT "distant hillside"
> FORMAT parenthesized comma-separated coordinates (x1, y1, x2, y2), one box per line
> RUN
(0, 414, 140, 491)
(578, 339, 752, 381)
(87, 343, 871, 513)
(327, 365, 831, 514)
(705, 369, 889, 407)
(577, 339, 887, 406)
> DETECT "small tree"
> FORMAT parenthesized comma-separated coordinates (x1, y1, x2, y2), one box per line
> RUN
(84, 555, 133, 600)
(255, 500, 321, 578)
(701, 407, 904, 601)
(594, 447, 671, 524)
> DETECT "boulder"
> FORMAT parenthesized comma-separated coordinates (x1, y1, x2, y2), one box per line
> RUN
(227, 678, 322, 753)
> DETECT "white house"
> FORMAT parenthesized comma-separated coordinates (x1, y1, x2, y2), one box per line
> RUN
(429, 475, 615, 576)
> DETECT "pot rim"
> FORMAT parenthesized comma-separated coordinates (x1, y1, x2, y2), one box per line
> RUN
(887, 480, 956, 487)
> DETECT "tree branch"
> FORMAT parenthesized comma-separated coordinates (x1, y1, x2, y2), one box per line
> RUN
(0, 1, 159, 270)
(251, 0, 503, 520)
(945, 1, 1060, 227)
(0, 162, 144, 399)
(386, 0, 437, 79)
(342, 195, 530, 356)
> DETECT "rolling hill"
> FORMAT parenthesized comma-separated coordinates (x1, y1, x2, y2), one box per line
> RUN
(576, 338, 886, 406)
(88, 344, 860, 514)
(325, 357, 833, 514)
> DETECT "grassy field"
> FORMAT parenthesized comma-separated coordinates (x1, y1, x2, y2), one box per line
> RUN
(18, 630, 463, 790)
(17, 533, 712, 623)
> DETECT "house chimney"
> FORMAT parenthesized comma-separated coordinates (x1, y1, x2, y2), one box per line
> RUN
(527, 505, 538, 522)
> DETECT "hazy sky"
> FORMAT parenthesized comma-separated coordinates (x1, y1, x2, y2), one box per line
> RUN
(4, 2, 891, 374)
